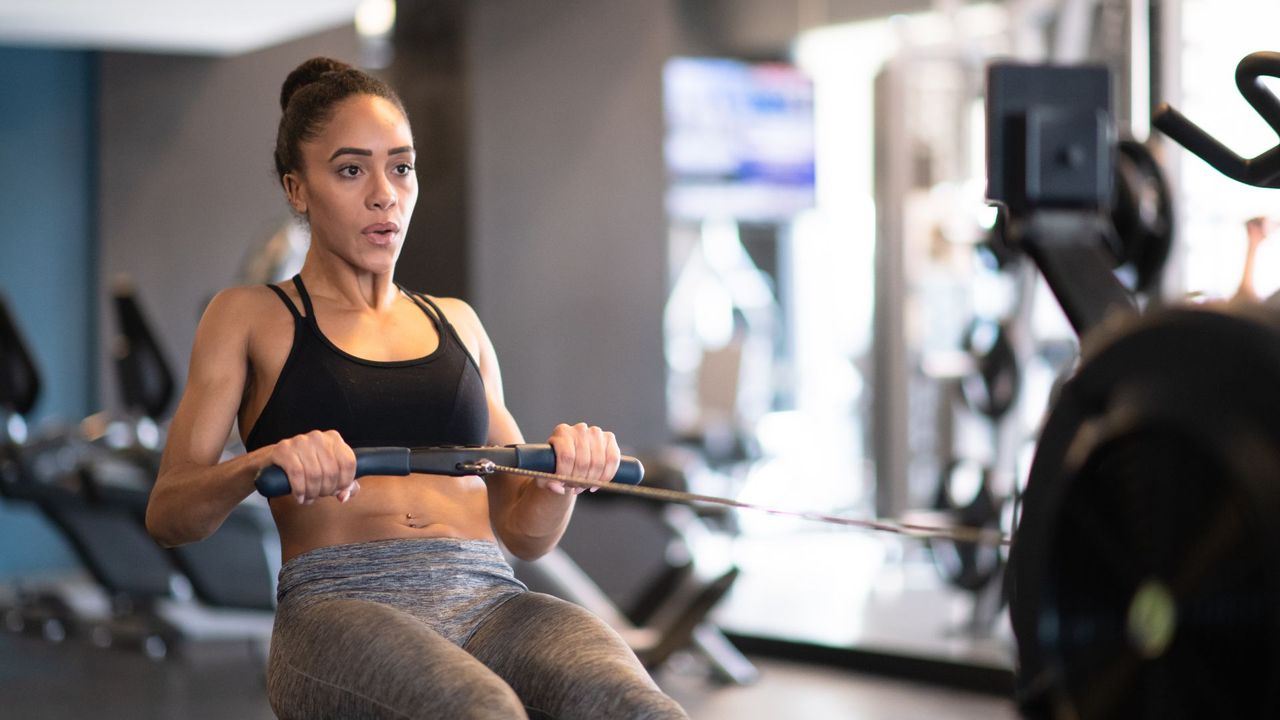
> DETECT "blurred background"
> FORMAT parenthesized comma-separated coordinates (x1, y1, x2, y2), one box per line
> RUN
(0, 0, 1275, 717)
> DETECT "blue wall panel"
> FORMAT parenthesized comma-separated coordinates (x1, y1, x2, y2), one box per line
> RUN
(0, 47, 96, 577)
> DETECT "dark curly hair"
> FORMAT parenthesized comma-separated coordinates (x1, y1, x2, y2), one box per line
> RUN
(273, 57, 408, 186)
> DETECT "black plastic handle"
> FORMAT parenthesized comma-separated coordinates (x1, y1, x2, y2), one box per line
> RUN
(1153, 51, 1280, 188)
(254, 444, 644, 498)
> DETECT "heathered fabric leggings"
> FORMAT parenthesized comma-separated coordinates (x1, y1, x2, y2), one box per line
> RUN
(266, 537, 688, 720)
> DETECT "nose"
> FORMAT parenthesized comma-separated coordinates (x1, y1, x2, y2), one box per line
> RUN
(368, 174, 397, 211)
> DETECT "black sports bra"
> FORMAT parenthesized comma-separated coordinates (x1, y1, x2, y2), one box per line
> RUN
(243, 275, 489, 452)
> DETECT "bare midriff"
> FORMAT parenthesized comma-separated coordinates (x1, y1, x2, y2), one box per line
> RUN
(269, 473, 496, 563)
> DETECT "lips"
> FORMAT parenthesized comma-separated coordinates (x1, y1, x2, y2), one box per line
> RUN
(362, 222, 400, 245)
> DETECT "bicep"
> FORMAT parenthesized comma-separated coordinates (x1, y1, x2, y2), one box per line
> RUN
(157, 293, 252, 476)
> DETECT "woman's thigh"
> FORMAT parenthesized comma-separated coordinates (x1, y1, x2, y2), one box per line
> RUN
(464, 592, 689, 720)
(268, 597, 527, 720)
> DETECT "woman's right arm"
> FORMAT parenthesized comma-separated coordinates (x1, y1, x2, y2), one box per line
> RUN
(145, 288, 356, 547)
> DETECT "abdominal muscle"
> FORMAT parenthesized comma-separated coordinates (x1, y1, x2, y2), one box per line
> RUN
(268, 473, 497, 563)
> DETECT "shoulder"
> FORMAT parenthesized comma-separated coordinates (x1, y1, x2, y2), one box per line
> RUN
(427, 296, 482, 327)
(201, 285, 293, 326)
(195, 285, 295, 348)
(416, 295, 489, 357)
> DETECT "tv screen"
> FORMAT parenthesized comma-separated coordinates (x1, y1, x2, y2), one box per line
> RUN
(664, 57, 816, 221)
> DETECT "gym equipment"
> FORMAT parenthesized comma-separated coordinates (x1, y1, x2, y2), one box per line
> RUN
(530, 452, 759, 685)
(1109, 140, 1174, 294)
(959, 317, 1022, 421)
(1153, 51, 1280, 188)
(0, 294, 78, 643)
(977, 208, 1019, 271)
(993, 53, 1280, 719)
(982, 137, 1173, 297)
(513, 539, 747, 681)
(0, 294, 181, 657)
(257, 446, 1009, 546)
(930, 458, 1004, 594)
(254, 444, 645, 497)
(0, 293, 39, 424)
(1014, 307, 1280, 719)
(111, 278, 174, 425)
(2, 288, 277, 659)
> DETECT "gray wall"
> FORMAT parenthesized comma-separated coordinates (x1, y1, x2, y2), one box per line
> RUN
(468, 0, 681, 452)
(388, 0, 471, 301)
(96, 26, 361, 415)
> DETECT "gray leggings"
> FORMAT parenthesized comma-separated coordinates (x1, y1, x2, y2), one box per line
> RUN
(266, 538, 687, 720)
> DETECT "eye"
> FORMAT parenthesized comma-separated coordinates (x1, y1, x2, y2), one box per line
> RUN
(338, 165, 362, 178)
(394, 163, 415, 176)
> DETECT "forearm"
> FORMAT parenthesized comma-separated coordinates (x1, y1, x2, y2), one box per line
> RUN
(145, 447, 273, 547)
(496, 475, 577, 560)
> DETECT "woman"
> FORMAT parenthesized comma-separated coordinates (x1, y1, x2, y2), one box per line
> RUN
(145, 57, 688, 720)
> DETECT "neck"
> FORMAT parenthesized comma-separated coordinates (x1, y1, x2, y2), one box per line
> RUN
(298, 248, 398, 311)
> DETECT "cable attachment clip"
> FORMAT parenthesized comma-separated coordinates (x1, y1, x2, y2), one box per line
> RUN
(456, 459, 497, 476)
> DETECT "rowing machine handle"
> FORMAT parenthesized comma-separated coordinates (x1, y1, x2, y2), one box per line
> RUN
(254, 444, 644, 498)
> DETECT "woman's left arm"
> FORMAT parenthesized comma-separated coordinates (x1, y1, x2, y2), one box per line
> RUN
(441, 299, 621, 560)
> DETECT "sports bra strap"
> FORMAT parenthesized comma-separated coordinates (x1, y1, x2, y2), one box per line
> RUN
(401, 287, 446, 326)
(291, 275, 317, 318)
(265, 283, 303, 320)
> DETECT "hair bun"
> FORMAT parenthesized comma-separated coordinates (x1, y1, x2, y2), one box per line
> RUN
(280, 57, 353, 111)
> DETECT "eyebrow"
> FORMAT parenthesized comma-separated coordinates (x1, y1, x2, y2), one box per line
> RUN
(328, 145, 416, 161)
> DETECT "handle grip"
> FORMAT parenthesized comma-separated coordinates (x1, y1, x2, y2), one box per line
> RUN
(255, 447, 410, 498)
(1153, 51, 1280, 188)
(506, 444, 644, 486)
(254, 444, 644, 498)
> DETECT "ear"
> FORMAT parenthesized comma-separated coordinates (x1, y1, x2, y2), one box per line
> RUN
(282, 172, 308, 215)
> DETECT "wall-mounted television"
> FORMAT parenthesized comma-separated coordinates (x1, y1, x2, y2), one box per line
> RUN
(664, 56, 816, 222)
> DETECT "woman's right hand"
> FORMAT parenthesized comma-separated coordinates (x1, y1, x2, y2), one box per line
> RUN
(268, 430, 360, 505)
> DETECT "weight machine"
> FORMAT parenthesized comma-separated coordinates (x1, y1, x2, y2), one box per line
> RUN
(994, 51, 1280, 719)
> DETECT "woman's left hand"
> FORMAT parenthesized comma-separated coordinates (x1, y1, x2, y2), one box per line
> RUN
(542, 422, 622, 495)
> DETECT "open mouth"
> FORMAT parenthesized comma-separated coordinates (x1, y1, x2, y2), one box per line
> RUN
(362, 222, 399, 245)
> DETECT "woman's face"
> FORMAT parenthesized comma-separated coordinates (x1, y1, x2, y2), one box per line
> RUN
(284, 94, 418, 274)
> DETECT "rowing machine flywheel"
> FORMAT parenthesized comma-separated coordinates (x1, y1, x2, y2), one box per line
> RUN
(1010, 306, 1280, 719)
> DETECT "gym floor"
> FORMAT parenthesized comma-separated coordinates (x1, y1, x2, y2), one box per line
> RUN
(0, 629, 1017, 720)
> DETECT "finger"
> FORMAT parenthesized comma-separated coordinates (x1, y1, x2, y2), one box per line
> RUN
(279, 454, 308, 506)
(549, 424, 576, 484)
(338, 480, 362, 504)
(299, 438, 328, 502)
(284, 443, 314, 504)
(574, 424, 595, 483)
(330, 431, 358, 492)
(585, 425, 613, 484)
(573, 424, 598, 483)
(600, 431, 621, 491)
(315, 440, 342, 499)
(317, 431, 355, 498)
